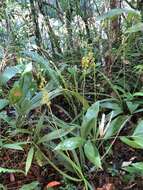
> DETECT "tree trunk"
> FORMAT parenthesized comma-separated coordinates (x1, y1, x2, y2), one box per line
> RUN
(65, 2, 74, 50)
(82, 0, 92, 44)
(104, 0, 122, 77)
(29, 0, 42, 48)
(110, 0, 121, 48)
(38, 1, 62, 56)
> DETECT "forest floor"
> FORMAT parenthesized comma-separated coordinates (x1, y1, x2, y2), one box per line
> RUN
(1, 116, 143, 190)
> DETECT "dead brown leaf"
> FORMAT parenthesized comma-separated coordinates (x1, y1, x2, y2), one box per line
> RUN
(97, 183, 115, 190)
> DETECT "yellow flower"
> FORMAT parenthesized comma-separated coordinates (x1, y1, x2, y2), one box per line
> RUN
(41, 89, 51, 107)
(37, 74, 47, 90)
(81, 56, 89, 69)
(81, 51, 95, 70)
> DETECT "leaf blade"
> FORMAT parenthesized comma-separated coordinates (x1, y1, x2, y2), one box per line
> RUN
(25, 147, 34, 175)
(55, 137, 84, 150)
(84, 141, 102, 169)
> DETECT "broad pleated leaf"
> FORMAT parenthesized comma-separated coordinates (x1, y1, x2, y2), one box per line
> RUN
(0, 167, 24, 174)
(121, 120, 143, 149)
(25, 147, 34, 175)
(133, 120, 143, 136)
(97, 8, 139, 21)
(120, 137, 142, 149)
(55, 137, 84, 150)
(123, 162, 143, 175)
(3, 143, 24, 151)
(38, 126, 76, 143)
(84, 141, 102, 169)
(0, 65, 23, 84)
(104, 115, 129, 139)
(126, 23, 143, 33)
(0, 99, 9, 110)
(81, 101, 99, 138)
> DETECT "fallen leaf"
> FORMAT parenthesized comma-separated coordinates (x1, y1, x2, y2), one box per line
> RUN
(103, 183, 115, 190)
(97, 183, 115, 190)
(9, 173, 15, 182)
(47, 181, 61, 188)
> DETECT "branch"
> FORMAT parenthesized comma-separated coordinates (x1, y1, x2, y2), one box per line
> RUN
(93, 0, 101, 16)
(124, 0, 137, 10)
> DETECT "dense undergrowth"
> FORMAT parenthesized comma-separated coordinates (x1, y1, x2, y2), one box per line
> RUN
(1, 0, 143, 189)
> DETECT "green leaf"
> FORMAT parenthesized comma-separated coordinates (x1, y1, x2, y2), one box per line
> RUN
(104, 115, 129, 139)
(25, 147, 34, 175)
(23, 51, 59, 85)
(133, 120, 143, 137)
(133, 92, 143, 97)
(19, 181, 39, 190)
(100, 100, 123, 116)
(0, 167, 24, 174)
(3, 143, 24, 151)
(30, 88, 63, 110)
(0, 99, 9, 110)
(131, 137, 143, 148)
(33, 116, 45, 142)
(134, 108, 143, 114)
(48, 88, 63, 100)
(38, 126, 77, 144)
(123, 162, 143, 175)
(0, 65, 23, 85)
(100, 100, 121, 110)
(81, 101, 99, 138)
(120, 137, 142, 149)
(0, 111, 13, 124)
(84, 141, 102, 169)
(13, 129, 33, 135)
(97, 8, 139, 21)
(126, 101, 139, 113)
(55, 137, 84, 150)
(20, 99, 32, 114)
(9, 84, 23, 104)
(20, 72, 33, 97)
(121, 120, 143, 149)
(125, 23, 143, 33)
(35, 150, 46, 167)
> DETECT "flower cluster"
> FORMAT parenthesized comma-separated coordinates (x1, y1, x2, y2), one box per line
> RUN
(81, 51, 95, 70)
(41, 88, 51, 107)
(37, 72, 47, 90)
